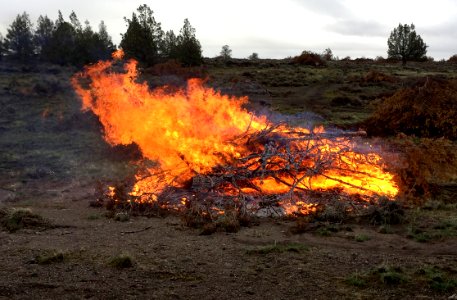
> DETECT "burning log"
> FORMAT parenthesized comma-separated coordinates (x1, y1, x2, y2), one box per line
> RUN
(72, 50, 400, 222)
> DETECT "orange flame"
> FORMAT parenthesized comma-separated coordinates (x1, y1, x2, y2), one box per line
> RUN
(72, 50, 399, 215)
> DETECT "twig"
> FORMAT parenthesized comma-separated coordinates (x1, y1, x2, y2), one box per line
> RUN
(120, 225, 153, 234)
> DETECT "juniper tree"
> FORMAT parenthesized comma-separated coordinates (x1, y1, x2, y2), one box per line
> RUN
(5, 12, 35, 62)
(176, 18, 203, 66)
(387, 23, 427, 65)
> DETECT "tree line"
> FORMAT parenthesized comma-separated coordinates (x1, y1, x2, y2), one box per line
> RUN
(0, 11, 115, 66)
(0, 4, 203, 67)
(0, 5, 433, 67)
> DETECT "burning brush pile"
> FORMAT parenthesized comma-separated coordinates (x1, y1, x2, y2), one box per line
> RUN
(72, 50, 400, 226)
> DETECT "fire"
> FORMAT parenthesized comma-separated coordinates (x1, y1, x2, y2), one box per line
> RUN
(72, 50, 399, 215)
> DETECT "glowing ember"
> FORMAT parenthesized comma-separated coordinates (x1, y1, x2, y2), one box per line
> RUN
(72, 50, 399, 216)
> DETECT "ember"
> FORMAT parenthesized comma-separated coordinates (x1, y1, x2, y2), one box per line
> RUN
(72, 50, 399, 217)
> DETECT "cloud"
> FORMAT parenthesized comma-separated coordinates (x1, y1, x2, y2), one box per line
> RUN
(289, 0, 351, 18)
(326, 19, 387, 37)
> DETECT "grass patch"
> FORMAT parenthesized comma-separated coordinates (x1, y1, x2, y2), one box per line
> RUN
(87, 213, 102, 220)
(374, 266, 408, 285)
(0, 207, 51, 232)
(108, 253, 135, 268)
(417, 266, 457, 292)
(345, 272, 367, 287)
(246, 242, 307, 255)
(34, 250, 65, 265)
(315, 224, 340, 237)
(354, 234, 371, 242)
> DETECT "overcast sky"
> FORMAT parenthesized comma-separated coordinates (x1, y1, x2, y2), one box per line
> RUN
(0, 0, 456, 59)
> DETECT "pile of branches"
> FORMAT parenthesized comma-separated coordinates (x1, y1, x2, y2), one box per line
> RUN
(364, 77, 457, 140)
(95, 124, 397, 228)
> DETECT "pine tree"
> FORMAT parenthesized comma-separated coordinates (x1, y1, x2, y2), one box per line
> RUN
(162, 30, 178, 59)
(120, 4, 164, 66)
(45, 12, 77, 65)
(5, 12, 35, 62)
(176, 19, 202, 66)
(34, 15, 54, 60)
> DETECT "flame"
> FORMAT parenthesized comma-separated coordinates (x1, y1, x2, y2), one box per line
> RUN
(72, 50, 399, 215)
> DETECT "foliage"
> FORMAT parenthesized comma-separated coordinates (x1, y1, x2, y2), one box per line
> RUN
(362, 70, 396, 83)
(0, 207, 51, 232)
(418, 267, 457, 292)
(161, 30, 179, 59)
(248, 52, 259, 60)
(34, 250, 65, 265)
(364, 77, 457, 140)
(322, 48, 333, 61)
(108, 253, 134, 268)
(387, 23, 427, 65)
(387, 137, 457, 200)
(175, 18, 203, 66)
(220, 44, 232, 60)
(292, 50, 326, 66)
(448, 54, 457, 63)
(34, 15, 54, 59)
(246, 243, 307, 255)
(44, 13, 77, 65)
(120, 4, 164, 66)
(345, 272, 367, 287)
(0, 33, 4, 59)
(34, 11, 114, 66)
(4, 12, 35, 62)
(375, 265, 407, 285)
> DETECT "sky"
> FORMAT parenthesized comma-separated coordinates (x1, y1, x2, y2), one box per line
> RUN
(0, 0, 457, 60)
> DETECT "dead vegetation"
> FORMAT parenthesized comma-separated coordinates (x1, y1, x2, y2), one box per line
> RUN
(95, 124, 400, 232)
(291, 51, 326, 67)
(0, 207, 52, 232)
(364, 77, 457, 140)
(387, 136, 457, 201)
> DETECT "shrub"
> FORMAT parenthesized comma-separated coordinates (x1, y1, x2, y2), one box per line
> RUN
(292, 51, 326, 67)
(0, 207, 51, 232)
(364, 77, 457, 140)
(362, 70, 396, 83)
(448, 54, 457, 63)
(108, 253, 134, 268)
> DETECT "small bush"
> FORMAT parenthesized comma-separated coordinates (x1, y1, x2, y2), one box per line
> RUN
(362, 70, 396, 83)
(345, 272, 367, 287)
(292, 51, 326, 67)
(0, 207, 51, 232)
(448, 54, 457, 63)
(418, 266, 457, 292)
(35, 251, 65, 265)
(246, 243, 307, 255)
(375, 266, 407, 285)
(354, 234, 371, 242)
(108, 253, 134, 268)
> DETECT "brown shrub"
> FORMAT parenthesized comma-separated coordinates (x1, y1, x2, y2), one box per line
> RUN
(364, 77, 457, 140)
(292, 51, 326, 67)
(363, 70, 397, 83)
(388, 136, 457, 201)
(448, 54, 457, 63)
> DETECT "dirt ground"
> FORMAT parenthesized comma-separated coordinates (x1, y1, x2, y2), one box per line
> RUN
(1, 179, 456, 300)
(1, 60, 457, 299)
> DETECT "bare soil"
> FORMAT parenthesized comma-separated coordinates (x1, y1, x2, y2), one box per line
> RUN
(1, 179, 457, 299)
